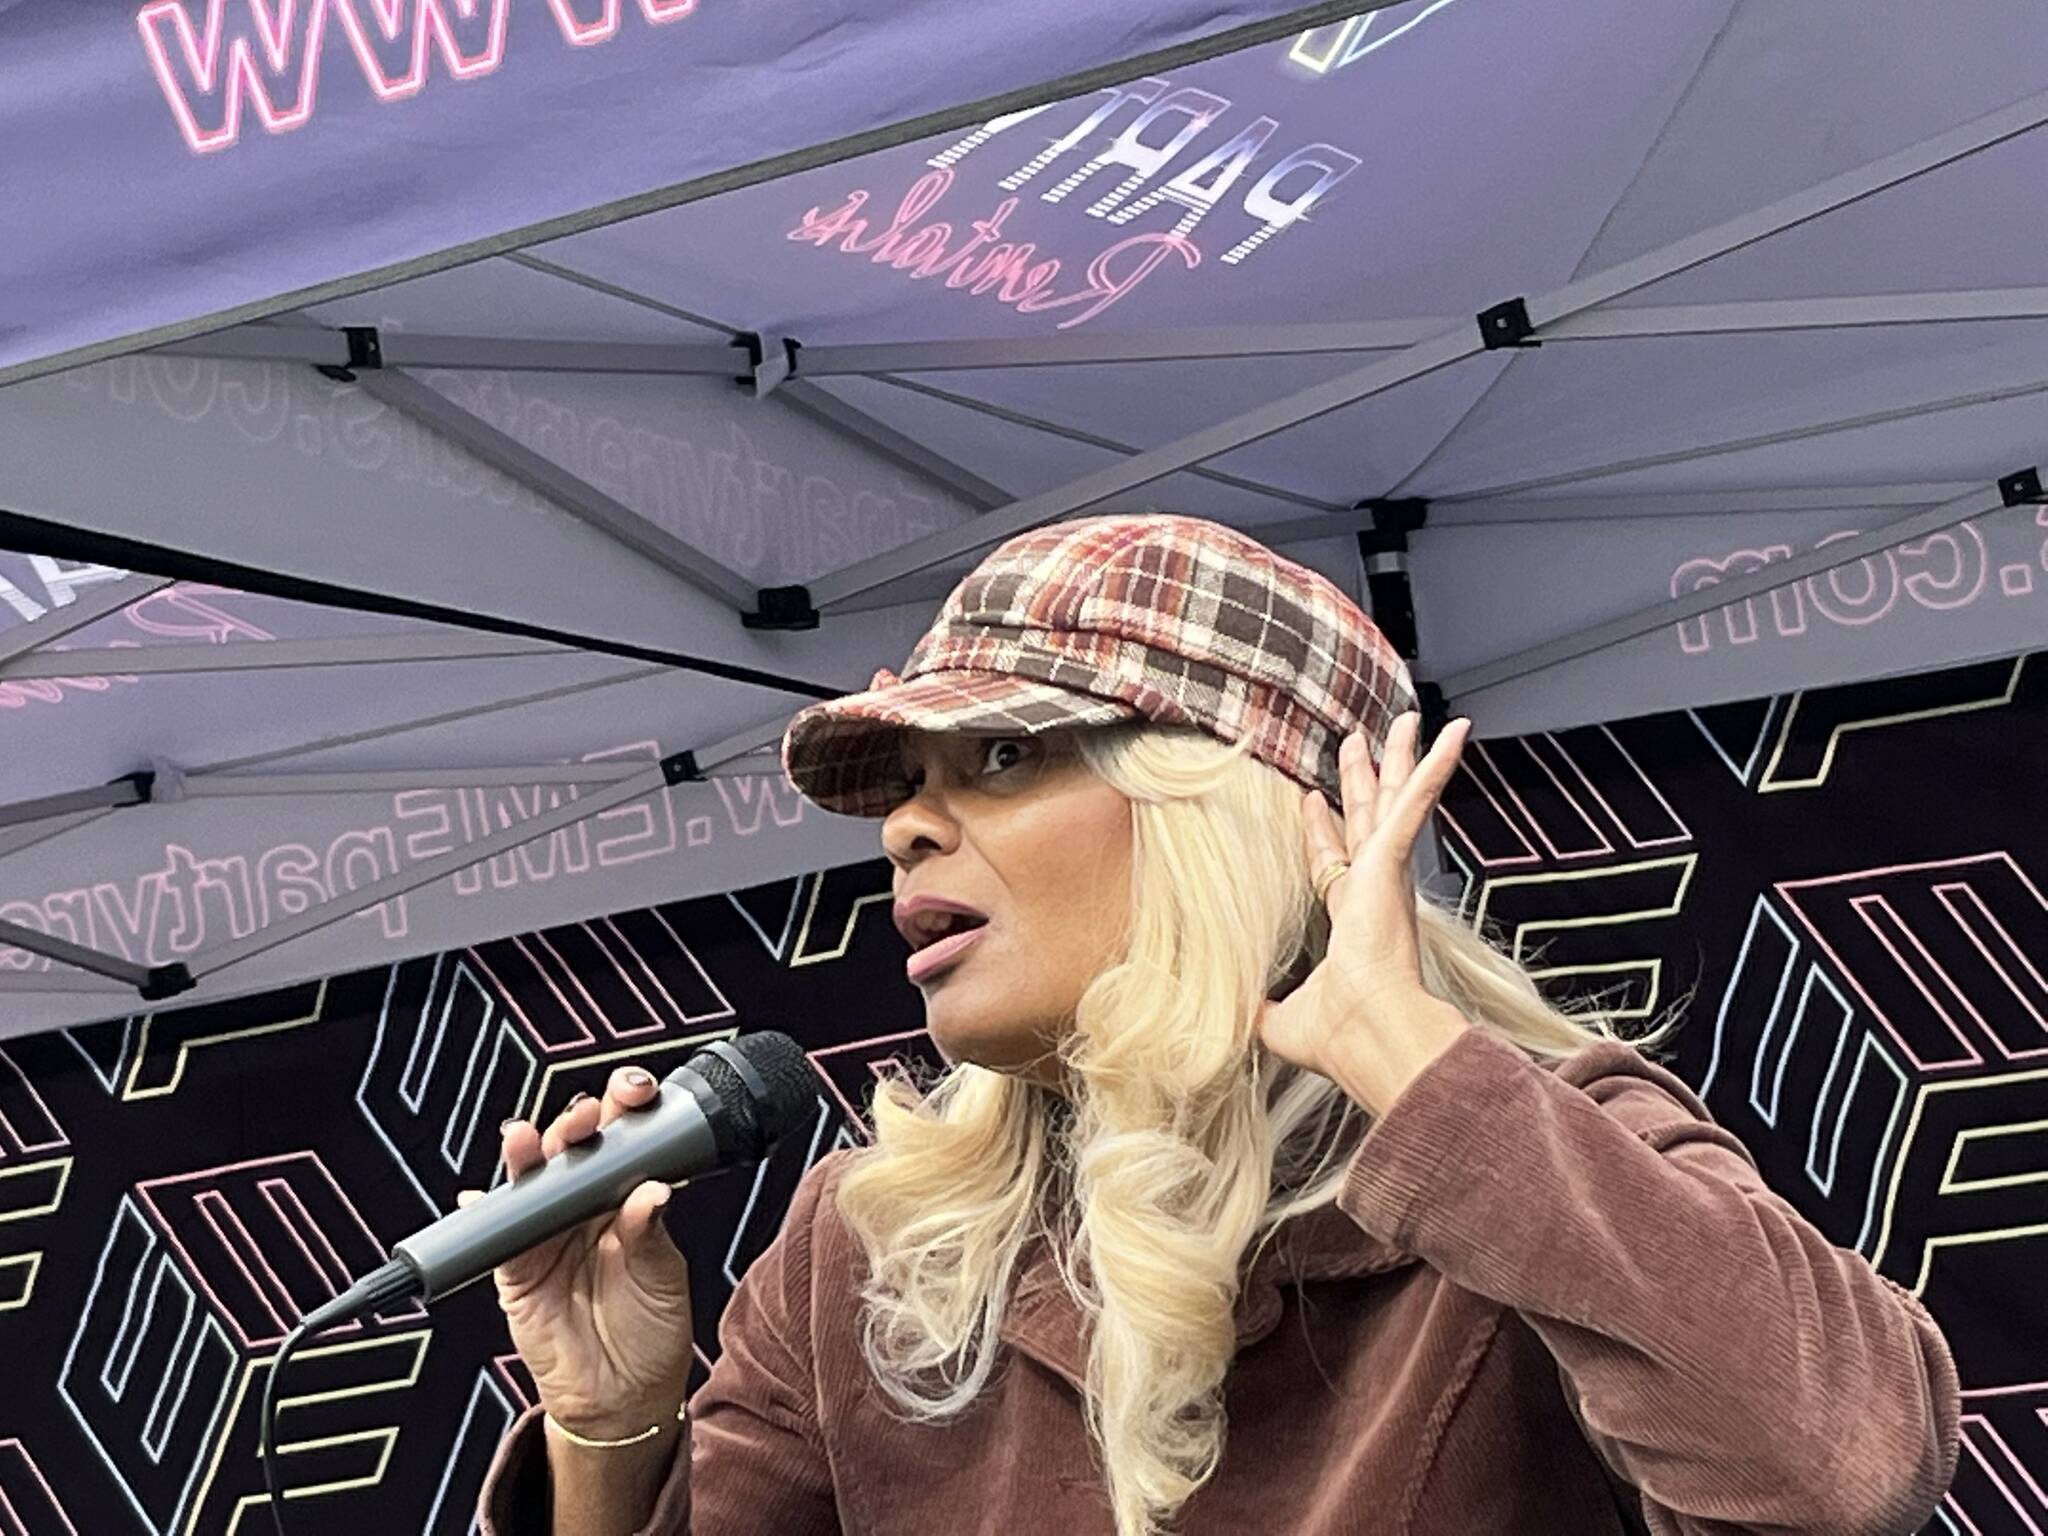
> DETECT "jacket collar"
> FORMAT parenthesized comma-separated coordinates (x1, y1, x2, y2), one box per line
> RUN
(997, 1189, 1417, 1396)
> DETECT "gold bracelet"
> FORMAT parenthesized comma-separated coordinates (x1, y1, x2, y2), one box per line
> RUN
(544, 1401, 685, 1450)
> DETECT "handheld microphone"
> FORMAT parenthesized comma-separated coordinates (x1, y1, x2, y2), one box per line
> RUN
(261, 1030, 818, 1536)
(394, 1030, 818, 1301)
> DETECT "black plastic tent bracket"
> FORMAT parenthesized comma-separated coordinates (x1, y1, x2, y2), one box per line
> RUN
(113, 770, 156, 804)
(1998, 467, 2045, 506)
(743, 584, 820, 630)
(140, 963, 196, 1002)
(1477, 297, 1539, 349)
(316, 326, 384, 383)
(661, 750, 704, 785)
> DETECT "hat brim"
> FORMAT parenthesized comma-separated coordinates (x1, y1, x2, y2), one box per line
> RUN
(782, 668, 1143, 818)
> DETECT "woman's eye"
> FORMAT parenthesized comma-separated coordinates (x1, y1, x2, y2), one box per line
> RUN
(980, 738, 1033, 775)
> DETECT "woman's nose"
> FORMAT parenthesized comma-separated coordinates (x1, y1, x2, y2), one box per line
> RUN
(882, 783, 960, 865)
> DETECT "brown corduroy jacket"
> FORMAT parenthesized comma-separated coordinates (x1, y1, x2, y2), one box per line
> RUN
(478, 1025, 1960, 1535)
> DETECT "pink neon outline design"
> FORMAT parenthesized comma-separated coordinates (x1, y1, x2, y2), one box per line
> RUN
(1546, 728, 1693, 851)
(1849, 892, 1989, 1057)
(584, 914, 688, 1032)
(806, 1029, 927, 1133)
(194, 1186, 305, 1337)
(509, 932, 602, 1044)
(647, 905, 735, 1027)
(0, 1443, 78, 1536)
(544, 0, 695, 47)
(258, 1175, 353, 1306)
(1952, 1411, 2044, 1525)
(1435, 756, 1541, 871)
(1476, 738, 1613, 862)
(1777, 853, 2048, 1072)
(462, 945, 595, 1053)
(529, 927, 666, 1041)
(1931, 881, 2048, 1056)
(327, 0, 511, 103)
(135, 1150, 420, 1348)
(136, 0, 330, 155)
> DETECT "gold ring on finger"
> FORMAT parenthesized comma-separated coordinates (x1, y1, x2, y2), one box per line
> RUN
(1312, 859, 1351, 904)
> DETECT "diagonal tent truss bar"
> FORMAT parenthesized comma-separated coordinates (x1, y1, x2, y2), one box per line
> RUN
(864, 375, 1346, 513)
(342, 365, 759, 612)
(0, 778, 150, 831)
(186, 666, 670, 777)
(777, 382, 1010, 511)
(0, 970, 133, 997)
(1, 632, 571, 678)
(800, 82, 2048, 611)
(1440, 477, 2025, 701)
(790, 289, 2048, 375)
(184, 709, 792, 985)
(0, 573, 171, 665)
(0, 916, 156, 991)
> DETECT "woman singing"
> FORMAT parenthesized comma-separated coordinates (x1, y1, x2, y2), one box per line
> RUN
(475, 513, 1958, 1535)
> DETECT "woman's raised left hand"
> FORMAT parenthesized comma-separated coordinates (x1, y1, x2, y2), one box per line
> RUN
(1253, 710, 1475, 1117)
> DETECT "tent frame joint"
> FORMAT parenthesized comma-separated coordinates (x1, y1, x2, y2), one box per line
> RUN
(1477, 297, 1539, 350)
(316, 325, 384, 384)
(1355, 498, 1430, 553)
(1998, 467, 2045, 506)
(734, 332, 802, 398)
(140, 962, 196, 1003)
(743, 583, 821, 631)
(661, 750, 705, 786)
(1355, 498, 1429, 659)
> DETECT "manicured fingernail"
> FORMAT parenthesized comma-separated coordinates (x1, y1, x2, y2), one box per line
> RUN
(498, 1117, 519, 1134)
(566, 1092, 593, 1109)
(625, 1069, 654, 1090)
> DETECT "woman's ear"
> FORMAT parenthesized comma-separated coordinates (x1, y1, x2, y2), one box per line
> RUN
(1266, 946, 1314, 1002)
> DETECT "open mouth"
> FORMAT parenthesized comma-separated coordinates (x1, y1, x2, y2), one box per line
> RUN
(907, 919, 988, 982)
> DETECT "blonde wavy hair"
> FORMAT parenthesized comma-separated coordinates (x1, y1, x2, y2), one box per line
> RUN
(835, 721, 1686, 1535)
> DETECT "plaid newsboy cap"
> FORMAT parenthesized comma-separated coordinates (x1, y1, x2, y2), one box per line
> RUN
(780, 513, 1418, 818)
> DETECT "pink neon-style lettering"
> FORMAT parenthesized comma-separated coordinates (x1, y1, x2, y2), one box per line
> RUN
(544, 0, 695, 47)
(786, 172, 1208, 328)
(841, 169, 955, 261)
(1015, 230, 1200, 329)
(789, 189, 874, 246)
(136, 0, 329, 154)
(328, 0, 511, 102)
(139, 0, 702, 153)
(124, 584, 276, 643)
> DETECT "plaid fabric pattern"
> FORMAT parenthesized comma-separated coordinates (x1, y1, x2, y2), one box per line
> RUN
(781, 514, 1418, 818)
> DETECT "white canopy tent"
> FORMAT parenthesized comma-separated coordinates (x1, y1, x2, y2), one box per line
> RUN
(1, 0, 2044, 1035)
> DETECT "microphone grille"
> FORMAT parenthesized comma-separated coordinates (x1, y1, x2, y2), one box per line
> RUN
(687, 1031, 818, 1158)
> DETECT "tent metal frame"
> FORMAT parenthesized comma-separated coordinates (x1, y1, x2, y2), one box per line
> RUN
(159, 286, 2048, 377)
(8, 64, 2048, 1001)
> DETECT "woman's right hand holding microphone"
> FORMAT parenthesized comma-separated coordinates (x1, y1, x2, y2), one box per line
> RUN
(459, 1065, 696, 1447)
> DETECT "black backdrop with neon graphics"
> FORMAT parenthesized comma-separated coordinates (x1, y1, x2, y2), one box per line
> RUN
(1, 654, 2039, 1534)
